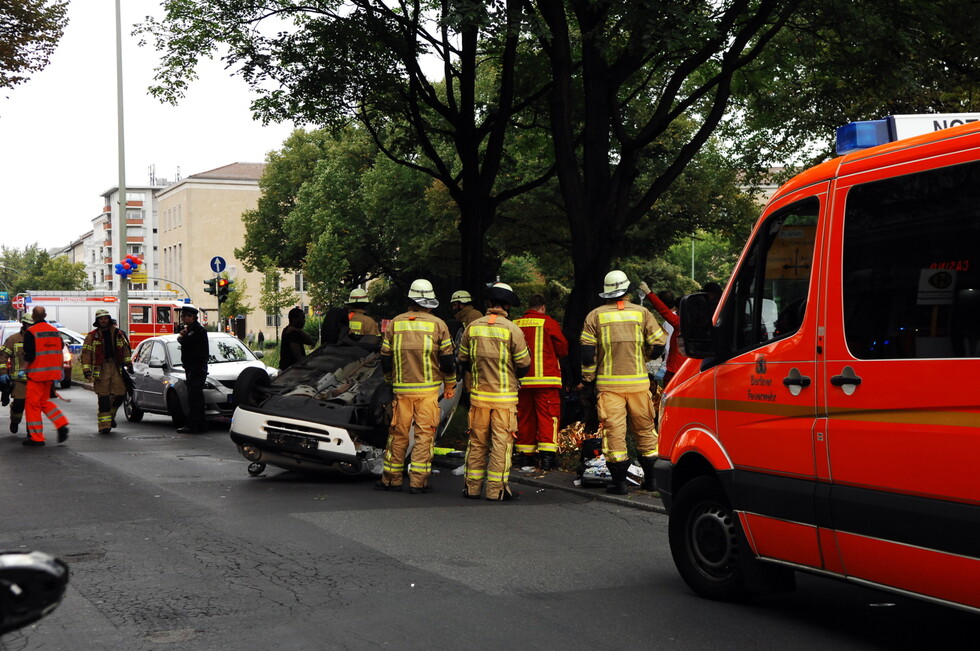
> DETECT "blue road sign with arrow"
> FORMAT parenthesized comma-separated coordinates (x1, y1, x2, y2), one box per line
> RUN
(210, 256, 227, 273)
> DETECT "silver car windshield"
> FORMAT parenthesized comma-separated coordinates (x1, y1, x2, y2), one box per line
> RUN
(165, 337, 255, 366)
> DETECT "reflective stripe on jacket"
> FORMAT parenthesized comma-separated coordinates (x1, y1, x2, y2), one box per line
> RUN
(580, 300, 665, 392)
(458, 312, 530, 407)
(81, 327, 133, 379)
(26, 321, 64, 382)
(0, 333, 27, 379)
(381, 310, 456, 395)
(348, 309, 381, 336)
(514, 310, 568, 388)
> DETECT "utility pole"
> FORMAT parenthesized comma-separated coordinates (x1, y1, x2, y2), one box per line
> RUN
(115, 0, 128, 323)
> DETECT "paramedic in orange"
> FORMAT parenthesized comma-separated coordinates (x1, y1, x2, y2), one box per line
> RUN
(580, 271, 665, 494)
(346, 288, 381, 337)
(377, 279, 457, 493)
(513, 294, 568, 470)
(458, 283, 531, 501)
(22, 306, 69, 446)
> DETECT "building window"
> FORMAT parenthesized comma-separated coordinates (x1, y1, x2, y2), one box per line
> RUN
(294, 272, 307, 292)
(266, 312, 281, 327)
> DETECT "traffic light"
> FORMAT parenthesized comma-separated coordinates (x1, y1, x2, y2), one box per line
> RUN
(204, 278, 218, 296)
(217, 278, 232, 304)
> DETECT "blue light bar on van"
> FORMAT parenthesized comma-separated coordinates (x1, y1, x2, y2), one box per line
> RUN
(835, 119, 890, 155)
(835, 113, 980, 155)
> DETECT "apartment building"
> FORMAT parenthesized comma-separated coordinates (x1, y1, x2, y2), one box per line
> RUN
(156, 162, 308, 340)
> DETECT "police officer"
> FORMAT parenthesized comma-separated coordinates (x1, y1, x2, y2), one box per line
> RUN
(81, 308, 133, 434)
(176, 304, 209, 434)
(22, 307, 69, 446)
(458, 283, 531, 501)
(346, 288, 381, 337)
(377, 279, 457, 493)
(0, 315, 33, 434)
(580, 270, 665, 494)
(450, 290, 482, 327)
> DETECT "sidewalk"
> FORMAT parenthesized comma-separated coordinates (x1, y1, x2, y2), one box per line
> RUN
(434, 455, 666, 513)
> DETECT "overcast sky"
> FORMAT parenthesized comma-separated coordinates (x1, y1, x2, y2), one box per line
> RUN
(0, 0, 297, 251)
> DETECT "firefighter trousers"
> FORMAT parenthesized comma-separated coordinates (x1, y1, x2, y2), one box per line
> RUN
(465, 405, 518, 500)
(94, 361, 126, 432)
(516, 387, 561, 455)
(25, 380, 68, 443)
(597, 389, 658, 463)
(382, 393, 440, 489)
(8, 380, 26, 426)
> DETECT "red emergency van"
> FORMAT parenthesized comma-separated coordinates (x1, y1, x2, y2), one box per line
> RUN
(655, 119, 980, 612)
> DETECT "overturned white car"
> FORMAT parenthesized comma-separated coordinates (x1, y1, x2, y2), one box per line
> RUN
(229, 335, 461, 477)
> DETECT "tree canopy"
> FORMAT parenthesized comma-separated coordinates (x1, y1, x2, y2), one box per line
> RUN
(0, 0, 67, 95)
(142, 0, 980, 338)
(0, 245, 90, 319)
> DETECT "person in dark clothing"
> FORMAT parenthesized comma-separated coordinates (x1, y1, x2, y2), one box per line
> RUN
(176, 304, 209, 434)
(279, 307, 315, 370)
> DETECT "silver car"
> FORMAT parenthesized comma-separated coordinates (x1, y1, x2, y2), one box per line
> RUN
(124, 332, 276, 427)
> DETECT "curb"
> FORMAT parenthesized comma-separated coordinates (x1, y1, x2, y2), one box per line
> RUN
(433, 456, 666, 514)
(510, 472, 667, 514)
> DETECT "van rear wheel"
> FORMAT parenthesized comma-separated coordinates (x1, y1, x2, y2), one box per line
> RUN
(669, 475, 750, 601)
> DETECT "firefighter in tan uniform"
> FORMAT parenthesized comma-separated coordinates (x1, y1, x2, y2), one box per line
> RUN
(346, 288, 381, 338)
(458, 283, 531, 501)
(377, 279, 457, 493)
(81, 309, 134, 434)
(450, 290, 483, 327)
(0, 315, 33, 433)
(580, 270, 666, 495)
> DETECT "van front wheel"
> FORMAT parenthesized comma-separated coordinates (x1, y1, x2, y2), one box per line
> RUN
(669, 475, 749, 601)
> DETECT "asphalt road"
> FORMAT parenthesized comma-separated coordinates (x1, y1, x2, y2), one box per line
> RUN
(1, 388, 975, 649)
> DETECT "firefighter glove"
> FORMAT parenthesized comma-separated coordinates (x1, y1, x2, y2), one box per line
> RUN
(638, 281, 651, 295)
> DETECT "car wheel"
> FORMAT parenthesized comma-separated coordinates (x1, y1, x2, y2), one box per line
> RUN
(167, 391, 186, 428)
(668, 475, 751, 601)
(233, 367, 272, 408)
(123, 392, 144, 423)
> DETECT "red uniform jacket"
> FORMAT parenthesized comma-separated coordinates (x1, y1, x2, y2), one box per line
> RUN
(644, 291, 686, 374)
(513, 309, 568, 388)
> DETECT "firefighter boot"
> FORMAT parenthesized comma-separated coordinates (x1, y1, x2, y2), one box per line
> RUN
(639, 457, 657, 491)
(606, 461, 630, 495)
(537, 451, 557, 471)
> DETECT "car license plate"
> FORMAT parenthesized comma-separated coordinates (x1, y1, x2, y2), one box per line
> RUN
(267, 430, 319, 450)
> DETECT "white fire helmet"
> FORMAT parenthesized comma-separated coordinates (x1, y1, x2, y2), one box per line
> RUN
(348, 288, 370, 304)
(408, 279, 439, 309)
(451, 290, 472, 304)
(599, 270, 630, 299)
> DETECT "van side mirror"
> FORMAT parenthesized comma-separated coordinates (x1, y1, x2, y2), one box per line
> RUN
(148, 358, 165, 369)
(253, 350, 265, 359)
(679, 293, 716, 359)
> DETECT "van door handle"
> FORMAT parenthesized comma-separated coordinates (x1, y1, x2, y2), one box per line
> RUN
(830, 366, 862, 387)
(782, 368, 810, 396)
(782, 369, 811, 388)
(830, 366, 862, 395)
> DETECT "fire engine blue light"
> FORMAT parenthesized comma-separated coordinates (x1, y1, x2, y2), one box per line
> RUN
(835, 120, 891, 155)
